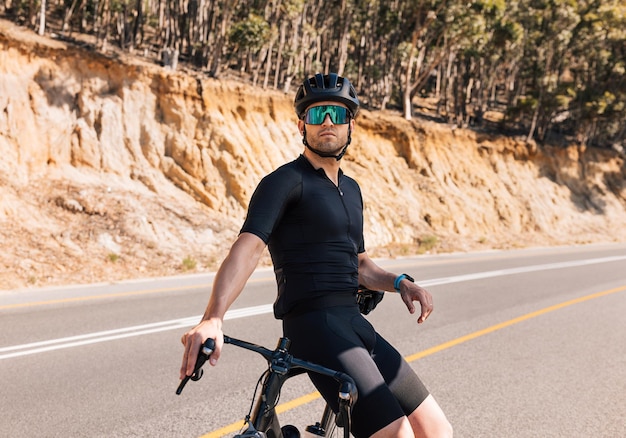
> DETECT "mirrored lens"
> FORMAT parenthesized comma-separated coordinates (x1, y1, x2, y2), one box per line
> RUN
(304, 105, 350, 125)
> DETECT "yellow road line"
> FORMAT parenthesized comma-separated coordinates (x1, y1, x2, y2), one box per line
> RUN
(199, 285, 626, 438)
(0, 284, 208, 310)
(406, 285, 626, 362)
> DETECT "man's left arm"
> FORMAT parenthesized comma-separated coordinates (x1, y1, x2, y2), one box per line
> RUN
(358, 252, 433, 323)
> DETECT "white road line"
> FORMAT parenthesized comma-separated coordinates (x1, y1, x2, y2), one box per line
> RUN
(0, 304, 274, 360)
(2, 257, 625, 360)
(418, 255, 626, 286)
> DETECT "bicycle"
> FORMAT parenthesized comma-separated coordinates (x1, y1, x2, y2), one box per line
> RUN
(176, 287, 385, 438)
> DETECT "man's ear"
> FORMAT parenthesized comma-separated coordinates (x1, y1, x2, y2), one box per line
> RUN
(298, 119, 305, 135)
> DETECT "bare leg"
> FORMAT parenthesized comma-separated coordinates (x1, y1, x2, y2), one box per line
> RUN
(370, 416, 414, 438)
(407, 394, 453, 437)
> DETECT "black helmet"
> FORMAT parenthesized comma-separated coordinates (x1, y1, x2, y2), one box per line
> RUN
(294, 73, 360, 119)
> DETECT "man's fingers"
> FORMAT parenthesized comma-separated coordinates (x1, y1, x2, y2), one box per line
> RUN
(179, 337, 192, 379)
(183, 334, 203, 377)
(209, 334, 224, 366)
(418, 302, 433, 324)
(401, 294, 415, 314)
(179, 321, 224, 380)
(209, 343, 220, 366)
(179, 359, 187, 380)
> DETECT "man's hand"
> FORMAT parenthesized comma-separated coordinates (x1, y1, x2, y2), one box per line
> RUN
(179, 319, 224, 380)
(399, 282, 433, 324)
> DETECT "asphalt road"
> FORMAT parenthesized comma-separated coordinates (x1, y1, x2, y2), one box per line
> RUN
(1, 243, 625, 437)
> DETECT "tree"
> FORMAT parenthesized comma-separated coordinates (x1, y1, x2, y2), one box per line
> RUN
(3, 0, 623, 149)
(38, 0, 46, 35)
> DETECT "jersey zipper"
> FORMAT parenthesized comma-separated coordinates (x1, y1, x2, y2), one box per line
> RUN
(323, 172, 351, 231)
(336, 178, 352, 236)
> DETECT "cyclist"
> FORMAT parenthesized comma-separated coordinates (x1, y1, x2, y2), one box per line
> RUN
(180, 73, 453, 438)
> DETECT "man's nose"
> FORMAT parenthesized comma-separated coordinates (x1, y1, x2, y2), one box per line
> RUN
(321, 114, 334, 126)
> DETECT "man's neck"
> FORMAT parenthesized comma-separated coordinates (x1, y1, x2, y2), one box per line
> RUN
(302, 149, 341, 185)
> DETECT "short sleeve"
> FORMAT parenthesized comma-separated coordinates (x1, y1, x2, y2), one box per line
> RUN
(240, 165, 302, 243)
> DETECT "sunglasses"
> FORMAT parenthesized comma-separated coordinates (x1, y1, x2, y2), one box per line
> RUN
(304, 105, 352, 125)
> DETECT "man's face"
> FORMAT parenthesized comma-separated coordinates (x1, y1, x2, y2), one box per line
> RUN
(298, 101, 355, 156)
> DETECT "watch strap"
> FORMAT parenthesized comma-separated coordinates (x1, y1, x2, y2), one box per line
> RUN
(394, 273, 415, 292)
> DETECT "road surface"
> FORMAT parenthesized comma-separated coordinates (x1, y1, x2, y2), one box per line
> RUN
(1, 243, 625, 437)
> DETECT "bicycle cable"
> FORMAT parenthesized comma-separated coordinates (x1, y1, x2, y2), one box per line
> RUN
(241, 369, 268, 431)
(260, 365, 283, 416)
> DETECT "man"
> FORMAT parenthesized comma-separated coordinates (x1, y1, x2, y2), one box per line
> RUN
(180, 73, 453, 437)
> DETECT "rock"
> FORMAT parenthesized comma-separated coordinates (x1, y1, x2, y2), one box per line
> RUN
(0, 18, 624, 290)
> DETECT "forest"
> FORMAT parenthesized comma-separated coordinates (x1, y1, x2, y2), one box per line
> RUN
(1, 0, 624, 150)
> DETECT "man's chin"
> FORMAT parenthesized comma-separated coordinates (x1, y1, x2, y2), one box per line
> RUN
(315, 143, 345, 155)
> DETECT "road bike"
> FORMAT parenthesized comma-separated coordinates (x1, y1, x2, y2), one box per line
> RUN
(176, 288, 385, 438)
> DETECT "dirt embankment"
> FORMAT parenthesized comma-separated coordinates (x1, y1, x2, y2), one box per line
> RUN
(1, 19, 625, 291)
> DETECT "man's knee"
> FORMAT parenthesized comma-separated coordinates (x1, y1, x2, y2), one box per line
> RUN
(408, 394, 453, 437)
(370, 416, 414, 438)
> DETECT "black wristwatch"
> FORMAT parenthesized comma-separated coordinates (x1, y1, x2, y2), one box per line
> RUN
(393, 273, 414, 293)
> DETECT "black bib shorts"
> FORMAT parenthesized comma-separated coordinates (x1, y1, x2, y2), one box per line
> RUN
(283, 303, 430, 437)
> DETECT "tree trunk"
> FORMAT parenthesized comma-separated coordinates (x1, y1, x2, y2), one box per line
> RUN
(336, 0, 351, 76)
(131, 0, 143, 49)
(263, 37, 274, 89)
(37, 0, 45, 35)
(273, 20, 286, 89)
(62, 0, 82, 33)
(526, 102, 540, 142)
(403, 45, 417, 120)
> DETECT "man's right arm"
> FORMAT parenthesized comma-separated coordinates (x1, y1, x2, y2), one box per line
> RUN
(179, 232, 266, 379)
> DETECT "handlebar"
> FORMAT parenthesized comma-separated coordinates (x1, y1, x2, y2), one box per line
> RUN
(177, 336, 357, 404)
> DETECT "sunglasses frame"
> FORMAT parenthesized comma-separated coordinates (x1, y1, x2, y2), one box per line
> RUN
(304, 105, 352, 125)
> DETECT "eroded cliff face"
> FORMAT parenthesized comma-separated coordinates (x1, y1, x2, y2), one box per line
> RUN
(1, 20, 625, 290)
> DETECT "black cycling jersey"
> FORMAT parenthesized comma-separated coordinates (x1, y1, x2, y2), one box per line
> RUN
(240, 154, 365, 318)
(241, 154, 431, 436)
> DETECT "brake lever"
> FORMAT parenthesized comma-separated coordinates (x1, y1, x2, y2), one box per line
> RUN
(176, 338, 216, 395)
